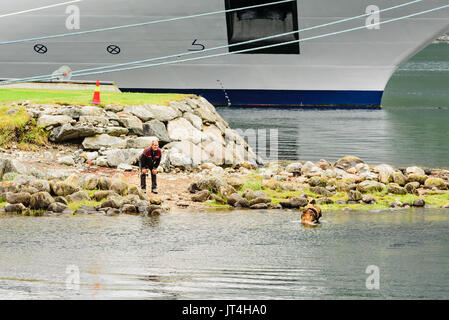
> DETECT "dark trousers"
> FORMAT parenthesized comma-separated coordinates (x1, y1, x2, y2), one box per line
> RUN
(141, 171, 157, 190)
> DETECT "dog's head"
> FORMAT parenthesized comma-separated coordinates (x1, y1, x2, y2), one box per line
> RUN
(303, 205, 322, 221)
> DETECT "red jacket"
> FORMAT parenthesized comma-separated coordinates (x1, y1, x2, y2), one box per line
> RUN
(139, 147, 162, 170)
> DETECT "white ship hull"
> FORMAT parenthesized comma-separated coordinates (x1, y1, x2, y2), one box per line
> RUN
(0, 0, 448, 106)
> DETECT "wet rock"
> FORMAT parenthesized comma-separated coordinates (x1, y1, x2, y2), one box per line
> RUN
(357, 180, 386, 193)
(30, 192, 55, 209)
(47, 202, 69, 213)
(227, 193, 244, 207)
(210, 194, 227, 205)
(128, 186, 148, 200)
(389, 200, 403, 208)
(388, 183, 407, 195)
(143, 120, 170, 143)
(101, 199, 120, 209)
(5, 203, 27, 213)
(348, 190, 362, 201)
(54, 196, 68, 205)
(66, 191, 90, 203)
(5, 192, 31, 206)
(82, 134, 127, 150)
(106, 208, 121, 216)
(150, 197, 162, 205)
(191, 190, 211, 202)
(279, 197, 308, 209)
(110, 180, 128, 196)
(121, 204, 137, 215)
(250, 203, 268, 210)
(424, 177, 446, 189)
(249, 197, 271, 206)
(236, 198, 250, 208)
(197, 176, 227, 194)
(334, 156, 364, 171)
(405, 182, 419, 195)
(413, 199, 426, 207)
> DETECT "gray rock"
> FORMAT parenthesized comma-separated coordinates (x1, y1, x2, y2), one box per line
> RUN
(405, 182, 419, 195)
(30, 179, 51, 193)
(184, 112, 203, 130)
(116, 112, 144, 136)
(126, 136, 158, 149)
(143, 120, 170, 143)
(49, 124, 102, 142)
(0, 158, 26, 180)
(334, 156, 364, 171)
(82, 134, 127, 150)
(317, 197, 334, 205)
(250, 203, 268, 210)
(80, 106, 103, 117)
(101, 199, 120, 209)
(103, 149, 142, 167)
(310, 186, 334, 197)
(413, 199, 426, 207)
(117, 163, 134, 171)
(357, 180, 386, 193)
(105, 105, 124, 112)
(249, 197, 271, 206)
(78, 116, 109, 126)
(374, 164, 395, 184)
(58, 156, 75, 166)
(37, 115, 73, 128)
(110, 180, 128, 196)
(124, 105, 154, 121)
(388, 183, 407, 195)
(279, 197, 308, 209)
(301, 161, 323, 177)
(191, 190, 211, 202)
(98, 177, 112, 190)
(227, 193, 244, 206)
(242, 190, 266, 201)
(406, 166, 425, 176)
(121, 204, 137, 214)
(285, 162, 303, 173)
(54, 196, 68, 205)
(362, 194, 376, 204)
(145, 105, 180, 122)
(167, 118, 203, 144)
(105, 127, 129, 137)
(79, 174, 99, 190)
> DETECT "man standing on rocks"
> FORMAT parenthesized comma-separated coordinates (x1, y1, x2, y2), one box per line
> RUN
(139, 140, 162, 194)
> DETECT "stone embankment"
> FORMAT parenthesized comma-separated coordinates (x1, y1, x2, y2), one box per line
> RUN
(21, 96, 262, 170)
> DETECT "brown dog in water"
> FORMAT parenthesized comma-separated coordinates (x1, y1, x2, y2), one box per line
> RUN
(301, 205, 322, 226)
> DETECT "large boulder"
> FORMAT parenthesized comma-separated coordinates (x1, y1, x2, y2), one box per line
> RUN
(184, 112, 203, 131)
(116, 112, 144, 136)
(5, 192, 31, 206)
(145, 105, 181, 122)
(103, 149, 143, 167)
(192, 97, 218, 124)
(49, 124, 101, 142)
(82, 134, 127, 150)
(167, 118, 203, 144)
(30, 192, 55, 209)
(37, 115, 73, 128)
(164, 141, 208, 168)
(357, 180, 386, 193)
(124, 105, 154, 122)
(334, 156, 364, 171)
(50, 181, 79, 196)
(406, 166, 425, 176)
(227, 193, 244, 207)
(393, 171, 406, 186)
(126, 136, 158, 149)
(202, 125, 225, 145)
(374, 164, 395, 184)
(407, 174, 428, 185)
(424, 177, 447, 189)
(143, 120, 171, 143)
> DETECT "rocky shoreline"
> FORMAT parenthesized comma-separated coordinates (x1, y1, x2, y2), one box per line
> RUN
(1, 97, 449, 217)
(1, 151, 449, 217)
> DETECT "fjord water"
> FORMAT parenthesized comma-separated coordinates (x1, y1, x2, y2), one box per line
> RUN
(217, 43, 449, 168)
(1, 44, 449, 300)
(1, 210, 448, 299)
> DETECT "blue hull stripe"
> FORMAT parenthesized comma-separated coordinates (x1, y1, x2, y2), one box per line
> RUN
(120, 88, 383, 108)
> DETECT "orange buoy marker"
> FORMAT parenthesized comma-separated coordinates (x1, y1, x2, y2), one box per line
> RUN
(91, 80, 101, 105)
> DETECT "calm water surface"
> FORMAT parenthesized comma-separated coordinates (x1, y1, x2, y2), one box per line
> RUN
(217, 43, 449, 168)
(0, 210, 448, 299)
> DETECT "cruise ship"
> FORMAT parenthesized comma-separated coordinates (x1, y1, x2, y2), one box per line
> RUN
(0, 0, 448, 107)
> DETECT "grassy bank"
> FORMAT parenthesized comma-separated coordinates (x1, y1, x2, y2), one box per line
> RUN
(0, 88, 192, 106)
(0, 105, 47, 150)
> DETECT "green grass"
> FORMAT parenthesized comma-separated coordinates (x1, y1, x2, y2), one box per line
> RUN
(0, 105, 48, 149)
(0, 196, 5, 208)
(68, 199, 102, 212)
(0, 88, 192, 106)
(241, 175, 263, 191)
